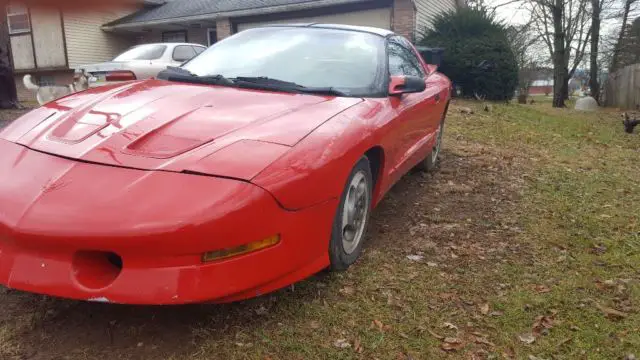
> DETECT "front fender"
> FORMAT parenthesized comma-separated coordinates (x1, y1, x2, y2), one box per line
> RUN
(252, 103, 379, 210)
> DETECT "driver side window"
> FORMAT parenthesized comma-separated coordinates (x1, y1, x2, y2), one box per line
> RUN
(388, 40, 425, 78)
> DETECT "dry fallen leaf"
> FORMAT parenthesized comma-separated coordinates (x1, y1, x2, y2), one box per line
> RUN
(528, 356, 547, 360)
(334, 339, 351, 349)
(255, 306, 268, 315)
(373, 319, 384, 330)
(556, 337, 572, 347)
(406, 255, 424, 262)
(441, 337, 464, 351)
(339, 286, 355, 296)
(518, 333, 536, 344)
(534, 285, 551, 294)
(502, 347, 516, 359)
(353, 338, 363, 353)
(480, 303, 490, 315)
(428, 329, 445, 340)
(474, 337, 495, 347)
(532, 314, 556, 336)
(309, 321, 320, 329)
(443, 322, 459, 331)
(595, 303, 628, 319)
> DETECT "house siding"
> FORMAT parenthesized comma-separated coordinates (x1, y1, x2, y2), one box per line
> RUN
(9, 34, 35, 70)
(30, 7, 66, 68)
(415, 0, 457, 37)
(63, 7, 137, 68)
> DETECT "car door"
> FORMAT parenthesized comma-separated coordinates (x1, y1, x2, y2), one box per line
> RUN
(398, 37, 445, 139)
(386, 37, 435, 179)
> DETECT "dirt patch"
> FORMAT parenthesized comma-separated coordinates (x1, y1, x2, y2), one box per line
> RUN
(0, 109, 29, 129)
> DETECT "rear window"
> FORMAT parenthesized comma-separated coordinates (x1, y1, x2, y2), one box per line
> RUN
(173, 45, 196, 62)
(114, 45, 167, 61)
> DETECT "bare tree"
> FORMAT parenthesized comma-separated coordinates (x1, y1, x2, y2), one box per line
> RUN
(525, 0, 592, 107)
(506, 23, 547, 96)
(589, 0, 602, 102)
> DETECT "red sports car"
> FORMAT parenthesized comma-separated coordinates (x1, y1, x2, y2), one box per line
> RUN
(0, 24, 451, 304)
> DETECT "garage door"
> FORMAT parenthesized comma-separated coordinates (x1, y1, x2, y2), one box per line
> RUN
(236, 8, 392, 32)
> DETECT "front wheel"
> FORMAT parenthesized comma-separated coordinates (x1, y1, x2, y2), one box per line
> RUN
(329, 156, 373, 271)
(416, 118, 445, 172)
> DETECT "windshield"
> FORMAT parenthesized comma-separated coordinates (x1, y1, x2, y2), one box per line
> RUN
(182, 27, 386, 96)
(114, 44, 167, 61)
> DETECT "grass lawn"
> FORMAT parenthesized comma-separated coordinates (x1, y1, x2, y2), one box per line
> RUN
(0, 100, 638, 360)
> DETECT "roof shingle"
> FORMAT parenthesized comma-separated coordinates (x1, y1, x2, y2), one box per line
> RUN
(107, 0, 372, 27)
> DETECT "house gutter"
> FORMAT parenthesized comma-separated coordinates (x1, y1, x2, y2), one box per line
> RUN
(102, 0, 374, 31)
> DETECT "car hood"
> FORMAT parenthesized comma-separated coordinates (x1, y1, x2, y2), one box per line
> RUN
(1, 80, 362, 179)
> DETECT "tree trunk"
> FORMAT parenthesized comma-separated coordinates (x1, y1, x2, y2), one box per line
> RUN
(552, 0, 566, 108)
(611, 0, 635, 72)
(589, 0, 601, 103)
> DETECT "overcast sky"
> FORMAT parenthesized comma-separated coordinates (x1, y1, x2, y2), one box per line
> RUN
(489, 0, 628, 32)
(491, 0, 530, 25)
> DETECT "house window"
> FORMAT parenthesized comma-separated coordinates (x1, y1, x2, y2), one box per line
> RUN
(162, 31, 187, 43)
(6, 4, 30, 34)
(38, 75, 55, 86)
(207, 29, 217, 46)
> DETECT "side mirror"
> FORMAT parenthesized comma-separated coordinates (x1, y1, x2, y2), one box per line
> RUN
(389, 75, 426, 96)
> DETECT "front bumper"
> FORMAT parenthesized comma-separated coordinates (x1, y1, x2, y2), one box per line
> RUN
(0, 139, 336, 304)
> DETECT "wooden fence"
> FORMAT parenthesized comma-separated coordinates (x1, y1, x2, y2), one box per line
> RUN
(604, 64, 640, 109)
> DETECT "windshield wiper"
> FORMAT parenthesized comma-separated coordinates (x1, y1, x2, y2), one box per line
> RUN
(165, 66, 197, 76)
(158, 68, 234, 86)
(231, 76, 348, 97)
(294, 87, 348, 97)
(232, 76, 299, 87)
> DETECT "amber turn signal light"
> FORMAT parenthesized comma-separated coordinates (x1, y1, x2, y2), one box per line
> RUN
(201, 235, 280, 263)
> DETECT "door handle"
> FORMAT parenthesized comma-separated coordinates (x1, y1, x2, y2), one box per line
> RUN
(434, 93, 441, 103)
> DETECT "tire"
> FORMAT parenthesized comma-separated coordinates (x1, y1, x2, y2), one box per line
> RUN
(416, 117, 445, 172)
(329, 156, 373, 271)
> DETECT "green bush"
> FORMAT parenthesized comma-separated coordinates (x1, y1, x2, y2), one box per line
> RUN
(418, 8, 518, 101)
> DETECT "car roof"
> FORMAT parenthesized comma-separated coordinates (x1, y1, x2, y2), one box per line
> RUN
(135, 43, 206, 47)
(260, 23, 396, 37)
